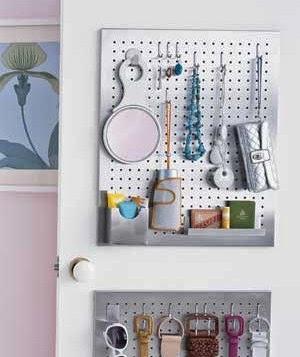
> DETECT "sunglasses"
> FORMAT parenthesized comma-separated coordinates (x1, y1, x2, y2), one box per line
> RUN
(103, 323, 128, 357)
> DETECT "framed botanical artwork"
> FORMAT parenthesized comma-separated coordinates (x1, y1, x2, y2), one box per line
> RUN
(0, 25, 59, 188)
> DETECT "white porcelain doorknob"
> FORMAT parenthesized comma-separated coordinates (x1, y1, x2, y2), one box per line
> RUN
(71, 258, 95, 283)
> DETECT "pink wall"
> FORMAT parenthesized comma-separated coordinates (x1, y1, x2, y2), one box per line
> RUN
(0, 192, 57, 357)
(0, 0, 60, 20)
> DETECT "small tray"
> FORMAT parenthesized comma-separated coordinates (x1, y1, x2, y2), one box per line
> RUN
(106, 207, 149, 245)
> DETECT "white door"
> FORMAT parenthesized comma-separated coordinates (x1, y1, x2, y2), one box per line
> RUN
(57, 0, 300, 356)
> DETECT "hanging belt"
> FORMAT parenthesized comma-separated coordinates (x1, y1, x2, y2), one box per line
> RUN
(251, 331, 269, 357)
(160, 334, 182, 357)
(158, 312, 184, 357)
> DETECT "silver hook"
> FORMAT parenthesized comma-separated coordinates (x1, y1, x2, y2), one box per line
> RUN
(256, 303, 262, 331)
(157, 66, 162, 90)
(230, 303, 237, 330)
(203, 303, 211, 335)
(193, 51, 200, 74)
(175, 42, 181, 59)
(256, 303, 261, 318)
(168, 303, 172, 318)
(166, 41, 172, 59)
(203, 302, 208, 315)
(157, 41, 163, 58)
(220, 52, 226, 74)
(142, 303, 147, 329)
(193, 51, 198, 67)
(194, 303, 199, 335)
(256, 43, 260, 58)
(255, 45, 263, 119)
(105, 303, 109, 320)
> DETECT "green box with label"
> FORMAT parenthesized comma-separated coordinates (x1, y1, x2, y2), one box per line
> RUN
(229, 200, 256, 229)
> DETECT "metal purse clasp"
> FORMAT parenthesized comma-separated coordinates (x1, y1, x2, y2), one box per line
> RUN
(250, 149, 270, 164)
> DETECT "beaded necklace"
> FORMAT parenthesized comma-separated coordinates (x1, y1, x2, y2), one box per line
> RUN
(183, 64, 205, 161)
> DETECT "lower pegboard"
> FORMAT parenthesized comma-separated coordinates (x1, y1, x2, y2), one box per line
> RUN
(94, 291, 271, 357)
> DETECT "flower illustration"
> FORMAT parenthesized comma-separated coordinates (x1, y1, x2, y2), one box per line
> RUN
(0, 43, 58, 93)
(0, 43, 59, 169)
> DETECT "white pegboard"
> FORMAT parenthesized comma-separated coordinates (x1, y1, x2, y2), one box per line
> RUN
(94, 291, 271, 357)
(98, 29, 279, 246)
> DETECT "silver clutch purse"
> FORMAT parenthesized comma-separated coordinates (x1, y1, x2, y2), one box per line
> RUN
(236, 120, 279, 192)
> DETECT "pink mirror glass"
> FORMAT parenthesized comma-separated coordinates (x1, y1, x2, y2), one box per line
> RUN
(104, 107, 161, 163)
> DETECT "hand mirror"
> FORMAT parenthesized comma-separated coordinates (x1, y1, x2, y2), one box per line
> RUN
(103, 49, 161, 164)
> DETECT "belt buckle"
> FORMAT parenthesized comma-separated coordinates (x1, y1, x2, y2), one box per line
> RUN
(225, 315, 244, 337)
(185, 313, 219, 337)
(134, 315, 153, 338)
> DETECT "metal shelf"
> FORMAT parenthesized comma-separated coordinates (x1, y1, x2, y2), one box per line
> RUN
(187, 228, 266, 236)
(146, 229, 270, 247)
(100, 228, 272, 247)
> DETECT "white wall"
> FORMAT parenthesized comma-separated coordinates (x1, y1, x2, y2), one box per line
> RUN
(58, 1, 300, 356)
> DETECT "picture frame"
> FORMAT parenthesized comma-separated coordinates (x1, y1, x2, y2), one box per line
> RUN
(0, 24, 60, 190)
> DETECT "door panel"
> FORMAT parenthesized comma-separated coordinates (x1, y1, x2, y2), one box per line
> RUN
(57, 0, 300, 356)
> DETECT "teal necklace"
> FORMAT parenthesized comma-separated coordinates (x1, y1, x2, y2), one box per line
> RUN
(183, 64, 205, 161)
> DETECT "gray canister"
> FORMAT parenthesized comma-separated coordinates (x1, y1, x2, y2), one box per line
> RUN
(151, 169, 182, 232)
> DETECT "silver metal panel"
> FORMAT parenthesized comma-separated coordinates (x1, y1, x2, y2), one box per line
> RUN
(108, 230, 271, 246)
(106, 208, 148, 245)
(94, 290, 271, 357)
(98, 28, 279, 246)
